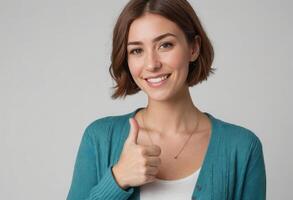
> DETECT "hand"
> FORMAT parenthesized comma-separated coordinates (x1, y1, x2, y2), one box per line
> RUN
(112, 117, 162, 189)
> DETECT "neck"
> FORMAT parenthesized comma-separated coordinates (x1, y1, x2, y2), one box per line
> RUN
(142, 87, 202, 137)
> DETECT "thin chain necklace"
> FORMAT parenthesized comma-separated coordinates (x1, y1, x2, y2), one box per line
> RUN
(141, 109, 201, 159)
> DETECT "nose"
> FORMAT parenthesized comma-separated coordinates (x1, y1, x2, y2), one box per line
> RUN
(144, 50, 162, 71)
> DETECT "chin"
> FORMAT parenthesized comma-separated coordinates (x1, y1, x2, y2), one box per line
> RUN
(146, 90, 176, 102)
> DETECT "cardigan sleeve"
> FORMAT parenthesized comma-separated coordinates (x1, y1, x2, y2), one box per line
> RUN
(66, 123, 134, 200)
(241, 136, 266, 200)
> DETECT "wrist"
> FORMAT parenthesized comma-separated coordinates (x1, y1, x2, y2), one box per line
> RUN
(112, 165, 129, 190)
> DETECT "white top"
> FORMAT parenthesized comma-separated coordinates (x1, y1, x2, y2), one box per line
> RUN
(140, 167, 201, 200)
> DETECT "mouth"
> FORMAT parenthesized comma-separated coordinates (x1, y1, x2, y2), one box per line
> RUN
(144, 73, 171, 88)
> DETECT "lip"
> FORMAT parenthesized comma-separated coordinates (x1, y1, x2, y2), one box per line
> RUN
(144, 73, 171, 79)
(145, 73, 171, 88)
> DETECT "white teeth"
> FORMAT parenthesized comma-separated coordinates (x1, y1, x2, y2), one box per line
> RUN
(147, 75, 169, 83)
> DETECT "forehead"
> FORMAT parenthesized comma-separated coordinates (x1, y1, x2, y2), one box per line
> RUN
(128, 13, 183, 42)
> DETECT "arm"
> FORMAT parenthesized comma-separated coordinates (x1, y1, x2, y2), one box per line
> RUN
(241, 137, 266, 200)
(66, 124, 134, 200)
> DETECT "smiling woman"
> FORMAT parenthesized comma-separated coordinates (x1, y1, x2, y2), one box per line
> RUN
(126, 13, 201, 101)
(67, 0, 266, 200)
(109, 0, 214, 99)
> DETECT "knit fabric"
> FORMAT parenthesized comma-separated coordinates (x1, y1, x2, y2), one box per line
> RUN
(67, 107, 266, 200)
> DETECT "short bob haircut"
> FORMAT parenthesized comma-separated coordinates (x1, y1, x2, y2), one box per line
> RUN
(109, 0, 215, 99)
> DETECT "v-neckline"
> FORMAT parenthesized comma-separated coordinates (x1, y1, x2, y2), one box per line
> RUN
(129, 107, 217, 198)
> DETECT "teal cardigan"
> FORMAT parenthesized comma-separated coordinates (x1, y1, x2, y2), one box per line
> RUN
(67, 108, 266, 200)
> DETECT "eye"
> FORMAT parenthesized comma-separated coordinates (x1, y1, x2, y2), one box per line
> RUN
(129, 48, 143, 55)
(160, 42, 173, 49)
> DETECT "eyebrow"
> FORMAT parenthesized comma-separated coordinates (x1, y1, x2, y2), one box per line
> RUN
(127, 33, 177, 46)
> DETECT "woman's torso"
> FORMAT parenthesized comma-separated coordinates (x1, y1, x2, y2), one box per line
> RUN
(134, 110, 212, 181)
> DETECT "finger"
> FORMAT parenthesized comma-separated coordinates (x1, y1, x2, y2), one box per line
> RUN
(145, 174, 157, 184)
(144, 145, 162, 156)
(145, 166, 159, 176)
(145, 157, 161, 167)
(127, 118, 139, 144)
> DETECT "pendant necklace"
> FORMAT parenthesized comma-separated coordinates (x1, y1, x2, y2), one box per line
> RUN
(141, 109, 201, 159)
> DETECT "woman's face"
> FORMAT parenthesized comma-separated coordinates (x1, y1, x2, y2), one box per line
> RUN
(127, 13, 199, 101)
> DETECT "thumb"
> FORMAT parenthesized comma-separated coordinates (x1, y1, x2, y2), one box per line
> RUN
(127, 118, 139, 144)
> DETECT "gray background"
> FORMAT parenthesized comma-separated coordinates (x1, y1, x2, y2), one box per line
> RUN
(1, 0, 292, 199)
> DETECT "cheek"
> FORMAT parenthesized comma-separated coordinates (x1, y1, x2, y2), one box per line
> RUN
(128, 58, 142, 78)
(162, 49, 190, 70)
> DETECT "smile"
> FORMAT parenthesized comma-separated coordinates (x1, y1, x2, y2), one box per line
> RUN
(145, 74, 171, 88)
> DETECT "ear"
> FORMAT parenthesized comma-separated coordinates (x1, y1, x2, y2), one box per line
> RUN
(190, 35, 201, 62)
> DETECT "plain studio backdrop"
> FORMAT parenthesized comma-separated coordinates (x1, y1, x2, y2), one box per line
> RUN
(0, 0, 292, 199)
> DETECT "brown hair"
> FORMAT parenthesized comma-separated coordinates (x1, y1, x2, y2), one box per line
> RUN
(109, 0, 215, 99)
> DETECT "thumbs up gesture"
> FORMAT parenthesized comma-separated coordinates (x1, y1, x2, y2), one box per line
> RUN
(112, 117, 162, 190)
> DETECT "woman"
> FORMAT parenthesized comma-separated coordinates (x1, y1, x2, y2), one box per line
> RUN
(67, 0, 266, 199)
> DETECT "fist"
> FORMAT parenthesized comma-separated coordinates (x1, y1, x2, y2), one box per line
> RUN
(112, 117, 162, 189)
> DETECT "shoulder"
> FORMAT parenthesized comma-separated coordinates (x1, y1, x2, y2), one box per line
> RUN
(212, 115, 263, 153)
(83, 111, 132, 143)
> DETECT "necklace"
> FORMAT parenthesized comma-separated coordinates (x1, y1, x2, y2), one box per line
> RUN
(141, 109, 201, 159)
